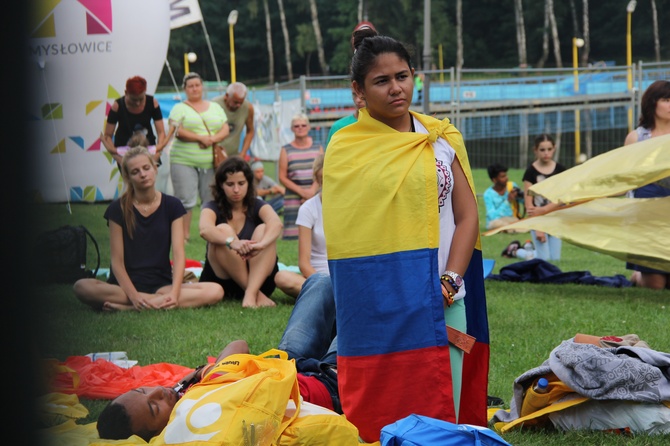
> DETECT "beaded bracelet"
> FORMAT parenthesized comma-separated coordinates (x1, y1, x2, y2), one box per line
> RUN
(440, 274, 461, 294)
(439, 275, 458, 307)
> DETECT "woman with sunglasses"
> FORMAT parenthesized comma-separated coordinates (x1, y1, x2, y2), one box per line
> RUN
(277, 113, 324, 239)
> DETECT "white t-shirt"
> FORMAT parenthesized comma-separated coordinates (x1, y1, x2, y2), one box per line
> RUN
(295, 194, 329, 274)
(413, 117, 465, 301)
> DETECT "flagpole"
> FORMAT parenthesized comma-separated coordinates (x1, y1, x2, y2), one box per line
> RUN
(163, 58, 183, 100)
(200, 19, 224, 95)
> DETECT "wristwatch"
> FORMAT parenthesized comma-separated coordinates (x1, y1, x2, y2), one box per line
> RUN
(443, 270, 463, 288)
(225, 236, 235, 249)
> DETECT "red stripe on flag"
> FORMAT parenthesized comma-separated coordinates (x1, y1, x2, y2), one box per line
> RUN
(338, 346, 455, 442)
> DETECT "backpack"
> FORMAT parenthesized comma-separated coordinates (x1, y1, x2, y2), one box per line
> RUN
(35, 225, 100, 284)
(380, 414, 511, 446)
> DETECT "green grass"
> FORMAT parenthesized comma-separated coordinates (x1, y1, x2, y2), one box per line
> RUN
(34, 168, 669, 445)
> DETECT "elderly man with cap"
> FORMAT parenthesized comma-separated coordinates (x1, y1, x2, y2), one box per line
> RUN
(212, 82, 256, 160)
(252, 160, 285, 213)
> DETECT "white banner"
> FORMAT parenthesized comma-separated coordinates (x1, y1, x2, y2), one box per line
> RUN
(251, 99, 302, 161)
(29, 0, 171, 203)
(170, 0, 202, 29)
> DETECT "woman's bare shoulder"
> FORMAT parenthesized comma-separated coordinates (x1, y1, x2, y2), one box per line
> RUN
(624, 129, 638, 146)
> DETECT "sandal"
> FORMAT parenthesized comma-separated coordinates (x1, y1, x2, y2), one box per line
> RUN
(501, 240, 521, 258)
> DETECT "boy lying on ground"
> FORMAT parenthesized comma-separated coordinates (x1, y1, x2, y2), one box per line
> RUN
(97, 273, 339, 441)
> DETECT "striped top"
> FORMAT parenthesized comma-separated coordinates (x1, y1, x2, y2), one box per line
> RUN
(168, 101, 227, 168)
(282, 141, 323, 188)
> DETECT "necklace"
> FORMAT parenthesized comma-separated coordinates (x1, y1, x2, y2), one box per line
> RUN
(134, 193, 158, 213)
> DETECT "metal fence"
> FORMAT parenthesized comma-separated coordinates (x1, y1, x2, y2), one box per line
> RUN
(249, 61, 670, 170)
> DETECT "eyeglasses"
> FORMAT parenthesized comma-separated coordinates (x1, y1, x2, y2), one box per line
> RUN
(293, 124, 308, 128)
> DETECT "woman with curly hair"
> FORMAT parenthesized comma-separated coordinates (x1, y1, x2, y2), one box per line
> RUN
(199, 156, 283, 307)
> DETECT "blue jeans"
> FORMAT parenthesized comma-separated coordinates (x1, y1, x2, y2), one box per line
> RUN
(278, 272, 337, 366)
(266, 195, 284, 214)
(531, 230, 562, 261)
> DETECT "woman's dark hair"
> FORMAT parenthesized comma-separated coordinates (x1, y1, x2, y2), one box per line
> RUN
(210, 156, 256, 221)
(638, 80, 670, 130)
(350, 27, 413, 86)
(97, 401, 154, 441)
(533, 133, 555, 149)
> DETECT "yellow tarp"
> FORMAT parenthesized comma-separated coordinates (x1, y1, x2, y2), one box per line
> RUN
(528, 133, 670, 204)
(487, 135, 670, 272)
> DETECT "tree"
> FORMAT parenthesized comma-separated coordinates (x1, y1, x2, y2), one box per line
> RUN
(308, 0, 328, 75)
(536, 0, 550, 68)
(456, 0, 463, 69)
(295, 24, 317, 76)
(262, 0, 274, 84)
(277, 0, 293, 81)
(548, 0, 562, 67)
(514, 0, 528, 67)
(651, 0, 661, 62)
(581, 0, 590, 67)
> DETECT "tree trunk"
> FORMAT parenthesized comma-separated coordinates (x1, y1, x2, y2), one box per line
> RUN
(358, 0, 363, 22)
(514, 0, 527, 68)
(651, 0, 661, 62)
(547, 0, 562, 67)
(263, 0, 274, 84)
(537, 0, 550, 69)
(277, 0, 293, 81)
(581, 0, 590, 66)
(569, 0, 579, 39)
(308, 0, 328, 75)
(456, 0, 463, 69)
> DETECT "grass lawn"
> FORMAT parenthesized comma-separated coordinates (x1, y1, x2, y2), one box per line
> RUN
(32, 168, 669, 445)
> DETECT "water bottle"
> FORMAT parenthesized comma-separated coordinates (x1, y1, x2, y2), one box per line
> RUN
(520, 377, 550, 416)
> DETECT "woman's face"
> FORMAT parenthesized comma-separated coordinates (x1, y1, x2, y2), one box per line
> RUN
(222, 171, 248, 203)
(184, 78, 203, 101)
(291, 119, 310, 137)
(654, 97, 670, 122)
(534, 140, 556, 163)
(355, 52, 413, 127)
(125, 155, 156, 190)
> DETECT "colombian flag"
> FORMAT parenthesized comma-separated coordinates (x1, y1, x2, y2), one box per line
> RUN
(323, 109, 489, 442)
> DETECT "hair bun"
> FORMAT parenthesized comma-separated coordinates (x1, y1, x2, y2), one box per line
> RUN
(351, 21, 378, 52)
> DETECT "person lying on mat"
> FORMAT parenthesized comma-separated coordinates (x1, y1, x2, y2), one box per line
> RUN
(96, 273, 338, 441)
(73, 146, 224, 311)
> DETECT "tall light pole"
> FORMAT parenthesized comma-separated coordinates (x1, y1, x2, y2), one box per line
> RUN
(626, 0, 637, 133)
(572, 37, 584, 164)
(228, 10, 239, 84)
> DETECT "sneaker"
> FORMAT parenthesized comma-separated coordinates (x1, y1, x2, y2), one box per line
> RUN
(501, 240, 521, 258)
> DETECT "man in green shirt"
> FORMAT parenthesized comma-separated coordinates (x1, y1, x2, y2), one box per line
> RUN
(212, 82, 256, 160)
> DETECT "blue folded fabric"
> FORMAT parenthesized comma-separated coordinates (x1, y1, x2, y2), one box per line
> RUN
(487, 259, 632, 287)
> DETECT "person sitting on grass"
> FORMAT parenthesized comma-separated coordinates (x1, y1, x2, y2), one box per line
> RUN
(73, 146, 224, 311)
(483, 162, 524, 232)
(198, 156, 283, 308)
(252, 160, 285, 214)
(274, 154, 328, 298)
(96, 273, 339, 441)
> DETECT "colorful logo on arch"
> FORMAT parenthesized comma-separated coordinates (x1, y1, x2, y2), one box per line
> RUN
(32, 0, 113, 38)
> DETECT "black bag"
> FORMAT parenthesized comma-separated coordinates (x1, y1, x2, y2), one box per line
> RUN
(35, 225, 100, 284)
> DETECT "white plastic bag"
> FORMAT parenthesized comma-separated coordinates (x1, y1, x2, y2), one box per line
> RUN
(548, 399, 670, 435)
